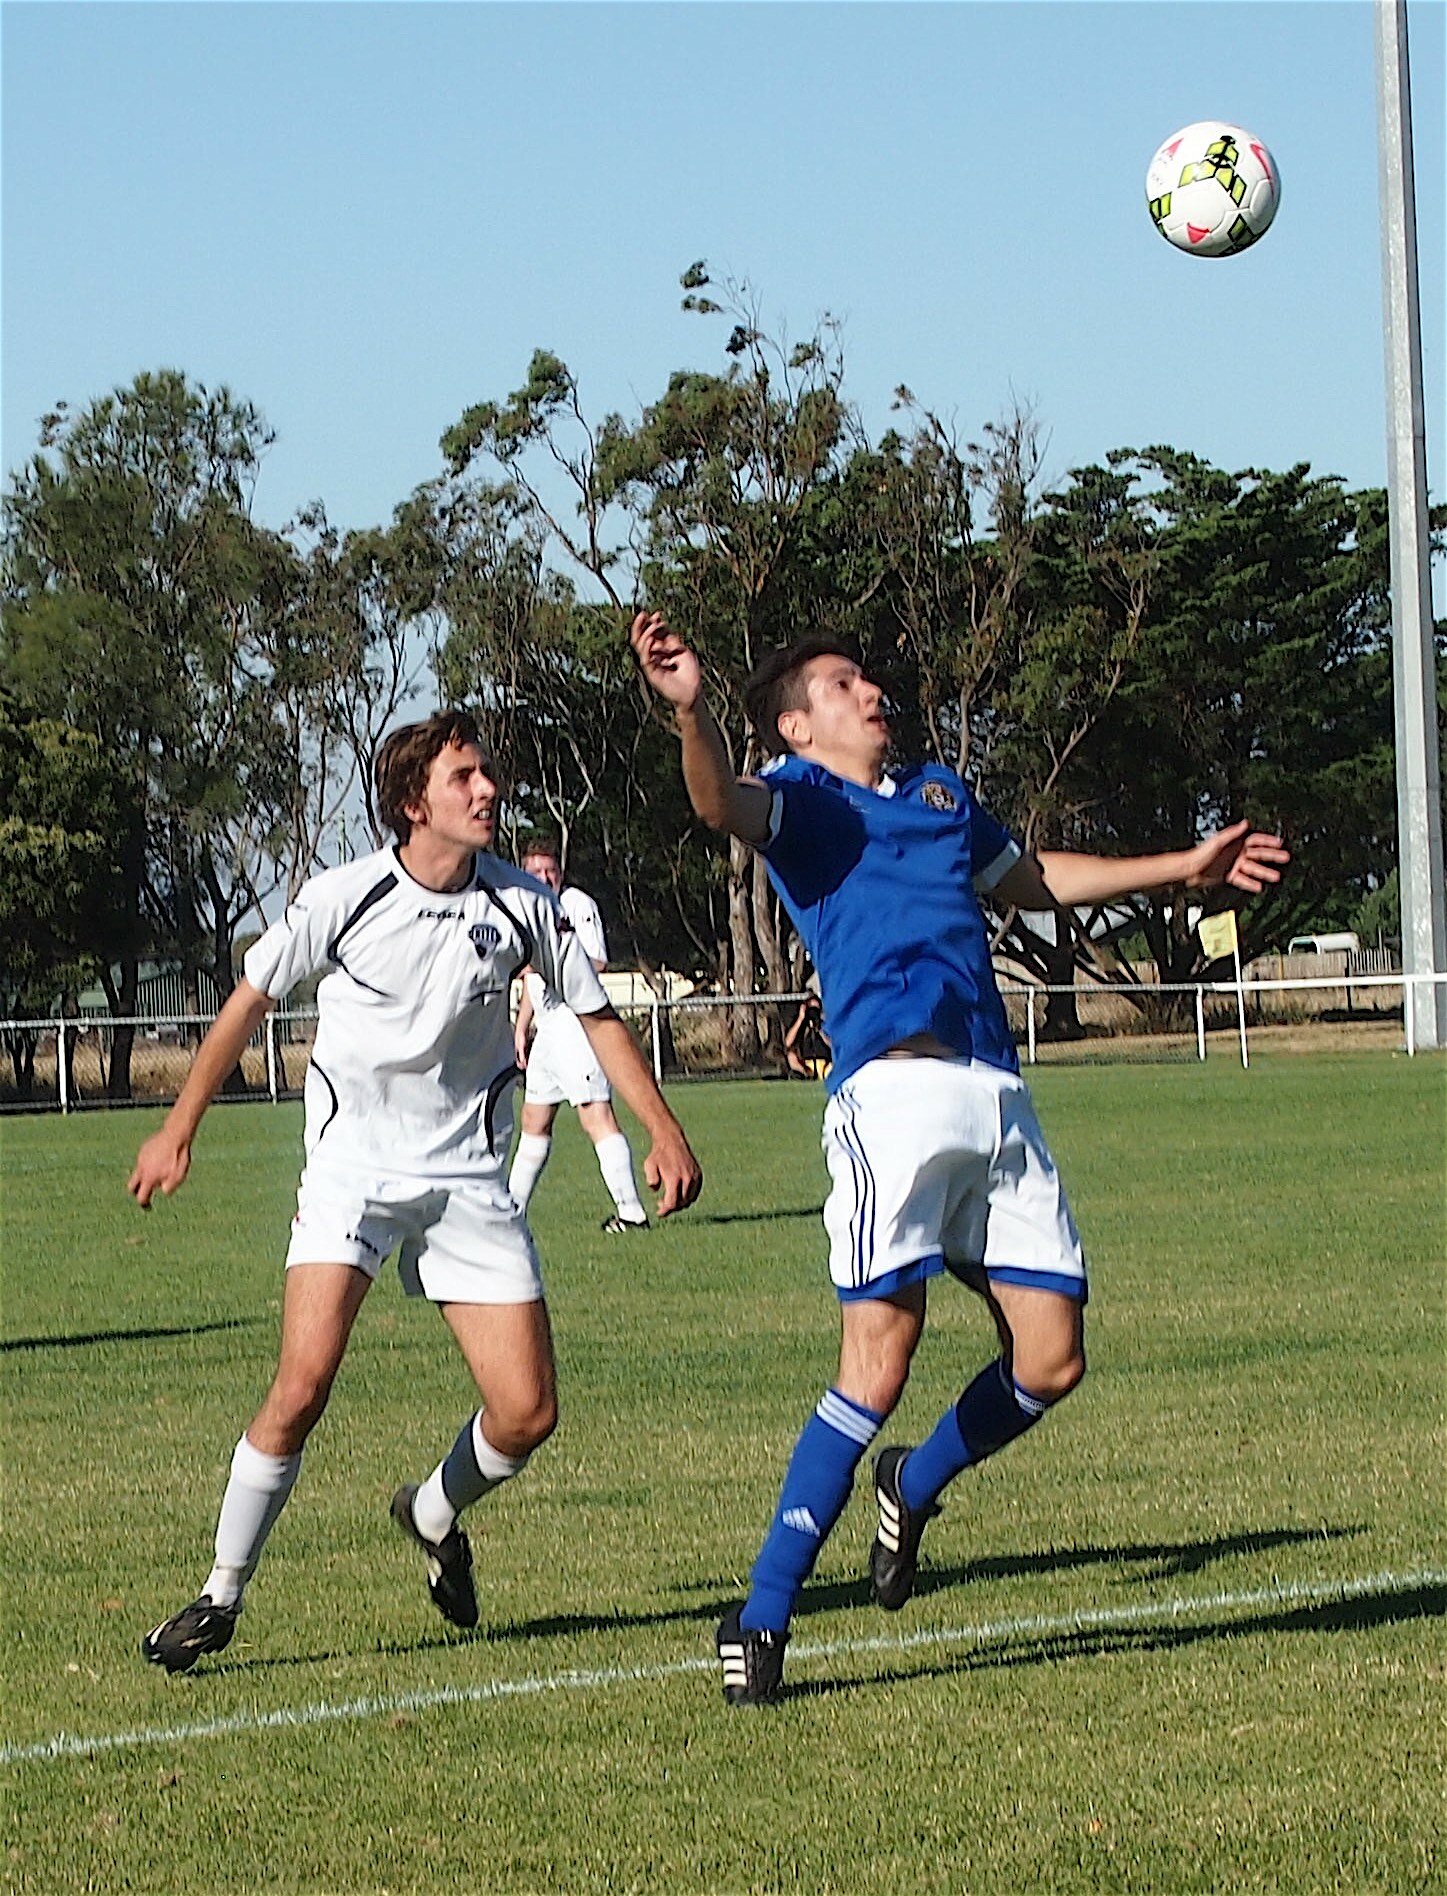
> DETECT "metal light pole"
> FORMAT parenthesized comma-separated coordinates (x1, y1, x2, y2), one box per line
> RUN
(1375, 0, 1446, 1049)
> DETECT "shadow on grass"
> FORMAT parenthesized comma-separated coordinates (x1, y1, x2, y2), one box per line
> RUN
(481, 1523, 1366, 1644)
(201, 1549, 1430, 1686)
(691, 1205, 824, 1226)
(784, 1578, 1446, 1704)
(0, 1317, 258, 1352)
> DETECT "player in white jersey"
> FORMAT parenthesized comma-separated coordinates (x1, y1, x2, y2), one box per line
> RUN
(507, 838, 650, 1233)
(128, 710, 701, 1673)
(632, 611, 1287, 1705)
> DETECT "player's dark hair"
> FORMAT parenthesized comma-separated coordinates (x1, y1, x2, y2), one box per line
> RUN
(744, 638, 867, 757)
(520, 833, 562, 866)
(375, 709, 492, 844)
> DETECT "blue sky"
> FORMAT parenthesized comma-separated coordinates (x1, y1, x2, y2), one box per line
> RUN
(4, 0, 1444, 537)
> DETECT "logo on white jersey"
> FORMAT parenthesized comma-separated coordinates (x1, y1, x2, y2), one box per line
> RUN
(468, 923, 501, 958)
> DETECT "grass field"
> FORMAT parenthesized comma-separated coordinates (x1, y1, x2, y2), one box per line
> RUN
(2, 1053, 1443, 1895)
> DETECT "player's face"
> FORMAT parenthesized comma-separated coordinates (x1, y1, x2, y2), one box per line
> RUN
(411, 741, 499, 850)
(523, 853, 563, 892)
(793, 656, 890, 768)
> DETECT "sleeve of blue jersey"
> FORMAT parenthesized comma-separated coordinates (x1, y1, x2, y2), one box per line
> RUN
(959, 779, 1022, 883)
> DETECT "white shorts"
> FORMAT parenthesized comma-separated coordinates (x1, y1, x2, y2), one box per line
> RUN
(821, 1056, 1086, 1304)
(523, 1010, 611, 1109)
(285, 1151, 544, 1304)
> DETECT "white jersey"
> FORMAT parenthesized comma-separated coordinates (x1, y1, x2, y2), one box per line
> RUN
(524, 885, 607, 1021)
(244, 847, 607, 1172)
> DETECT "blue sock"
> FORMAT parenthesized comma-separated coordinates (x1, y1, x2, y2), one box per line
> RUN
(898, 1358, 1054, 1512)
(741, 1389, 882, 1635)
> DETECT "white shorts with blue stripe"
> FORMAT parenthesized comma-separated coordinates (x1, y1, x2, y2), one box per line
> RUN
(821, 1055, 1087, 1304)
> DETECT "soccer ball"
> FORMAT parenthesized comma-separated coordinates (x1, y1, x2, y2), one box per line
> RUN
(1146, 121, 1280, 257)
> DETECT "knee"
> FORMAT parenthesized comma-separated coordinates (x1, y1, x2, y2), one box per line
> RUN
(1022, 1348, 1085, 1406)
(257, 1366, 335, 1448)
(489, 1388, 558, 1458)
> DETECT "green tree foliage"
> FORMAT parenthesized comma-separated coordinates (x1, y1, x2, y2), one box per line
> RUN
(6, 288, 1432, 1068)
(0, 695, 141, 1093)
(2, 372, 295, 1090)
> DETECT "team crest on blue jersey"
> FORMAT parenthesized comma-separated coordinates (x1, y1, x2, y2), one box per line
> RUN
(921, 780, 958, 813)
(468, 923, 501, 959)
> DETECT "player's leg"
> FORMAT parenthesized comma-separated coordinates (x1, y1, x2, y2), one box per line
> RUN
(391, 1184, 553, 1628)
(871, 1072, 1087, 1609)
(142, 1261, 372, 1672)
(719, 1289, 923, 1705)
(392, 1299, 556, 1630)
(576, 1097, 649, 1231)
(508, 1099, 558, 1212)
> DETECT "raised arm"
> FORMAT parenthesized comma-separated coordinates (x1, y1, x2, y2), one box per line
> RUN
(630, 611, 773, 848)
(576, 1006, 703, 1217)
(992, 820, 1291, 912)
(128, 978, 275, 1208)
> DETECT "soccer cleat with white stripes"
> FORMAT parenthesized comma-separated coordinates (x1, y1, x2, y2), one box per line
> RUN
(390, 1483, 479, 1629)
(715, 1602, 787, 1705)
(600, 1213, 650, 1234)
(869, 1445, 940, 1611)
(140, 1594, 239, 1674)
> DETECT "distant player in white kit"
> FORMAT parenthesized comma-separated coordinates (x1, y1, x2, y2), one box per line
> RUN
(128, 710, 701, 1673)
(508, 838, 650, 1233)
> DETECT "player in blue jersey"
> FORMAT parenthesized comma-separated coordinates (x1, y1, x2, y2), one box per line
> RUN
(630, 611, 1288, 1706)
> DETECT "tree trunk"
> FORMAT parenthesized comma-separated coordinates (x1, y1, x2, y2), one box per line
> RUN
(1040, 921, 1083, 1039)
(725, 836, 758, 1068)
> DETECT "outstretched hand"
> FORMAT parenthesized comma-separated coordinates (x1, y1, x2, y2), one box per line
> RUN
(630, 611, 703, 712)
(128, 1129, 191, 1210)
(1183, 820, 1291, 894)
(641, 1123, 704, 1219)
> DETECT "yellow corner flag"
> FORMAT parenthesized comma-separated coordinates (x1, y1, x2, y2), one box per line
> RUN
(1197, 910, 1240, 962)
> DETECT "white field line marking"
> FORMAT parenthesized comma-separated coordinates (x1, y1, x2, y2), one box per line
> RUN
(4, 1566, 1441, 1767)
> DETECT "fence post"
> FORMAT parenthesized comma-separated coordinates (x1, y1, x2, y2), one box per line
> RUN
(56, 1016, 69, 1113)
(1195, 986, 1206, 1062)
(1026, 988, 1037, 1065)
(265, 1013, 278, 1104)
(1404, 977, 1417, 1057)
(650, 1001, 663, 1085)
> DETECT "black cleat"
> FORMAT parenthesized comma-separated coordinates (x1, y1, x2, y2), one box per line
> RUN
(141, 1595, 239, 1674)
(390, 1484, 479, 1630)
(715, 1602, 787, 1705)
(600, 1213, 650, 1234)
(869, 1445, 940, 1611)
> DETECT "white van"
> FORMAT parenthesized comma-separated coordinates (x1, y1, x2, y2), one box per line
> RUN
(1286, 932, 1360, 956)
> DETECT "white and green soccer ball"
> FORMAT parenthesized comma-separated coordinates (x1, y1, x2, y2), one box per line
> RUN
(1146, 120, 1280, 257)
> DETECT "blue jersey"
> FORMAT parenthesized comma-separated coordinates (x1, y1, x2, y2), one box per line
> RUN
(759, 756, 1023, 1092)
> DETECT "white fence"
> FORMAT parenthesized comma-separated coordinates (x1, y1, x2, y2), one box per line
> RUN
(2, 973, 1443, 1113)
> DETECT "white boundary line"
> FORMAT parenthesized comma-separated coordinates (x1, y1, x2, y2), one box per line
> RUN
(4, 1566, 1441, 1767)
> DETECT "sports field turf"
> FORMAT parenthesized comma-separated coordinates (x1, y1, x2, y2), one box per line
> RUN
(2, 1053, 1443, 1894)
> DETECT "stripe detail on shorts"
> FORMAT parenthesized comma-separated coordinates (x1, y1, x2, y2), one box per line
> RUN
(836, 1253, 946, 1303)
(985, 1264, 1089, 1303)
(833, 1087, 876, 1291)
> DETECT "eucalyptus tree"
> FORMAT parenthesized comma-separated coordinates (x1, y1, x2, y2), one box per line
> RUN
(1, 371, 294, 1091)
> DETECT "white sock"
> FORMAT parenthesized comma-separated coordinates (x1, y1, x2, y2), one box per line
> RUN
(203, 1434, 303, 1609)
(595, 1131, 646, 1222)
(411, 1411, 528, 1543)
(508, 1132, 552, 1212)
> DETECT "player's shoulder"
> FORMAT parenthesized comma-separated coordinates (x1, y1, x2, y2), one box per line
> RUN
(559, 883, 601, 922)
(757, 752, 811, 783)
(474, 855, 566, 936)
(291, 847, 401, 913)
(476, 855, 555, 910)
